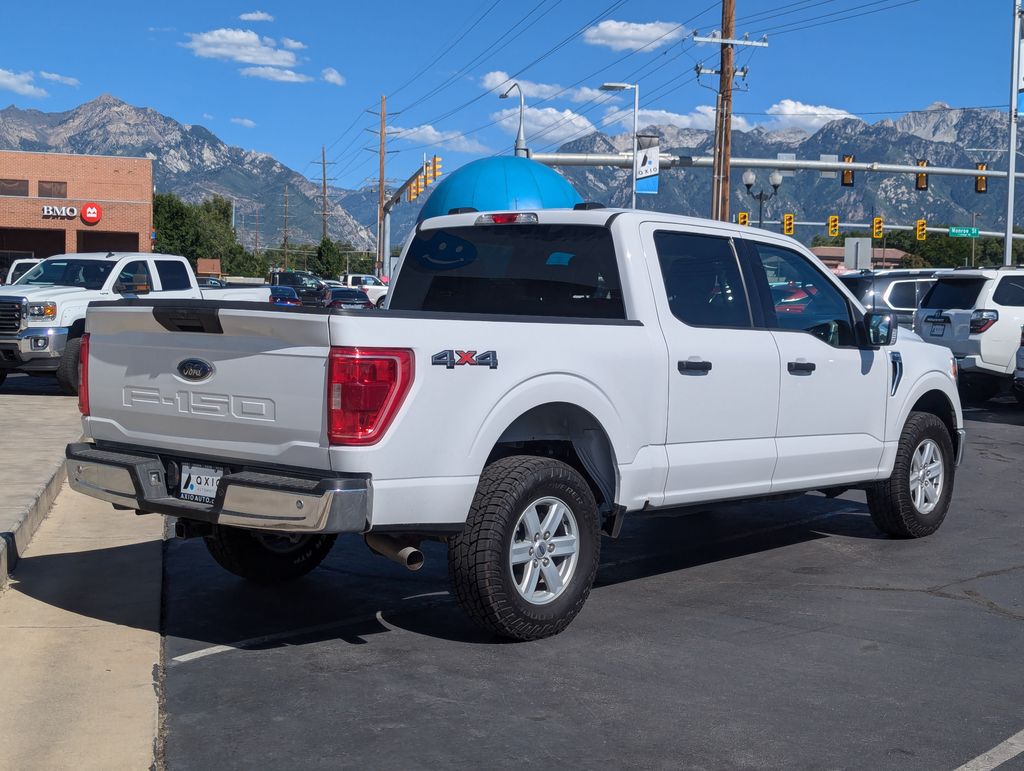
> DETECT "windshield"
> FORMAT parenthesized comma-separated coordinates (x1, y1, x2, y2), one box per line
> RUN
(390, 224, 624, 318)
(921, 278, 987, 309)
(16, 259, 115, 290)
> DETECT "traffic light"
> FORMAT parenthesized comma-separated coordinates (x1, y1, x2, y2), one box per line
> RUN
(872, 216, 884, 239)
(782, 213, 795, 236)
(827, 215, 839, 238)
(737, 211, 750, 226)
(976, 162, 988, 194)
(409, 174, 421, 201)
(431, 155, 442, 182)
(915, 159, 929, 191)
(916, 219, 927, 241)
(841, 154, 855, 187)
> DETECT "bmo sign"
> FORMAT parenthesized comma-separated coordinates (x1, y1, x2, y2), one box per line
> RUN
(40, 202, 102, 225)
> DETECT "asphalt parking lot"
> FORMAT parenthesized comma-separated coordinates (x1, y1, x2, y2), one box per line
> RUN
(8, 388, 1024, 770)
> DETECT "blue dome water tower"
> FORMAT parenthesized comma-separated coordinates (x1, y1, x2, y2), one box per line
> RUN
(417, 156, 583, 221)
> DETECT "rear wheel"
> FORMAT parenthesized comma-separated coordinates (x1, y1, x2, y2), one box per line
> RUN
(55, 337, 81, 395)
(867, 412, 955, 538)
(448, 455, 600, 640)
(957, 374, 1000, 404)
(203, 525, 337, 583)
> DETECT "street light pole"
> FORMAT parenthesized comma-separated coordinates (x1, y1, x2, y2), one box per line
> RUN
(500, 83, 528, 157)
(742, 169, 783, 228)
(601, 82, 639, 209)
(1006, 0, 1022, 266)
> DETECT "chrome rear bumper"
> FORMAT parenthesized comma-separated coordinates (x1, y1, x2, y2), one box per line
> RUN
(65, 442, 370, 533)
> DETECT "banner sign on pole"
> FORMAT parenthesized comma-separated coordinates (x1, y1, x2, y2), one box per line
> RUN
(635, 134, 660, 195)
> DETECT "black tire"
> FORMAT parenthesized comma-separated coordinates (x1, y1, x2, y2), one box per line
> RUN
(375, 297, 385, 308)
(1013, 382, 1024, 405)
(957, 374, 1000, 404)
(55, 337, 81, 395)
(448, 455, 601, 641)
(866, 412, 955, 538)
(0, 370, 6, 388)
(203, 525, 337, 583)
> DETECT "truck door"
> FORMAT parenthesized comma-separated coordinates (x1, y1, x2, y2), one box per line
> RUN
(741, 239, 887, 490)
(640, 224, 781, 506)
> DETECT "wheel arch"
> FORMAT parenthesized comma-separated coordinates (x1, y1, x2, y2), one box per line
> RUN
(485, 402, 619, 517)
(905, 383, 961, 459)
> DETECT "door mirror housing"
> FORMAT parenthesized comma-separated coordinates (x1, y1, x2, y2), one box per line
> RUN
(865, 311, 897, 347)
(114, 274, 151, 295)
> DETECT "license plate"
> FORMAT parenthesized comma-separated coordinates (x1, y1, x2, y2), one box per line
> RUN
(930, 324, 945, 336)
(179, 463, 223, 504)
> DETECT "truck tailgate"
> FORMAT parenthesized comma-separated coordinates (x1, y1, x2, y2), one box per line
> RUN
(85, 301, 332, 469)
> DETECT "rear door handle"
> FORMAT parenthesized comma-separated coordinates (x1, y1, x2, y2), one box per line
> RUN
(678, 359, 713, 373)
(787, 361, 816, 374)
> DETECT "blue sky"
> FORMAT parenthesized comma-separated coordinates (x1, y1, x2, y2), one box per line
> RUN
(0, 0, 1012, 189)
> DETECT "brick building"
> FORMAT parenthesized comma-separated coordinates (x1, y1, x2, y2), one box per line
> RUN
(0, 150, 153, 276)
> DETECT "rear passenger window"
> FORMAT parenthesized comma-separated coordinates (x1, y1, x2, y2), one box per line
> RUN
(886, 281, 917, 310)
(653, 232, 750, 328)
(155, 261, 192, 291)
(993, 277, 1024, 306)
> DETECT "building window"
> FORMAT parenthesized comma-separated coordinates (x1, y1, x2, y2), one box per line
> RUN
(0, 179, 29, 196)
(38, 181, 67, 198)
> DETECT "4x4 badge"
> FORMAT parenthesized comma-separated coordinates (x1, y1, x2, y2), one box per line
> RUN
(431, 350, 498, 370)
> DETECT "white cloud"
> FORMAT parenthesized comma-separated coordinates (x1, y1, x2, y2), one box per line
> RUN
(231, 117, 256, 128)
(39, 71, 79, 87)
(583, 20, 685, 52)
(0, 69, 47, 98)
(321, 67, 345, 86)
(202, 113, 215, 119)
(492, 106, 597, 145)
(147, 26, 176, 32)
(392, 124, 488, 153)
(762, 99, 856, 131)
(240, 66, 313, 83)
(481, 71, 618, 105)
(602, 105, 752, 132)
(239, 10, 274, 21)
(183, 28, 296, 67)
(281, 37, 306, 49)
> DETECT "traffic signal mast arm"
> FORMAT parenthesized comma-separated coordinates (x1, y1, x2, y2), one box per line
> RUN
(385, 156, 442, 214)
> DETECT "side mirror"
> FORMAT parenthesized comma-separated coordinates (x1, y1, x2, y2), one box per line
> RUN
(865, 311, 897, 347)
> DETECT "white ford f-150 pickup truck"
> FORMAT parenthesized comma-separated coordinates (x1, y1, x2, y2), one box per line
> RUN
(66, 209, 965, 639)
(0, 252, 270, 393)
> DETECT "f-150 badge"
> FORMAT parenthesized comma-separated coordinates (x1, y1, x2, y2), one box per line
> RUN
(431, 350, 498, 370)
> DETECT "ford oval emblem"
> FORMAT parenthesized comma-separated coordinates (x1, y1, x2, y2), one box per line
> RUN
(177, 358, 214, 381)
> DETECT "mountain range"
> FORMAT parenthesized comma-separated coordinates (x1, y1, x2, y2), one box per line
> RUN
(0, 95, 1013, 250)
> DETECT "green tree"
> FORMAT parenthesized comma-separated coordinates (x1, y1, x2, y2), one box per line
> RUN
(152, 192, 265, 274)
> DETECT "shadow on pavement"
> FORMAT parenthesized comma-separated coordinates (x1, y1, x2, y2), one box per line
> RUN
(0, 373, 64, 396)
(962, 396, 1024, 428)
(8, 494, 876, 650)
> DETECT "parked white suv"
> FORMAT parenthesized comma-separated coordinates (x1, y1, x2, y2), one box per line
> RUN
(914, 267, 1024, 402)
(338, 273, 388, 307)
(67, 209, 965, 640)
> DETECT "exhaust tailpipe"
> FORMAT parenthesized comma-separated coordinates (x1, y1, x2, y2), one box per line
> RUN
(364, 533, 424, 571)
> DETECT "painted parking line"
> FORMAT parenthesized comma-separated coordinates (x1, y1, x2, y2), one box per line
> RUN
(955, 728, 1024, 771)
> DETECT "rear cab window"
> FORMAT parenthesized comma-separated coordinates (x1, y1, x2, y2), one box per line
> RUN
(921, 278, 988, 309)
(390, 224, 625, 319)
(155, 260, 192, 291)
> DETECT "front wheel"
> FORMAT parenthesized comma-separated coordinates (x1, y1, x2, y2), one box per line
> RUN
(203, 525, 337, 583)
(866, 412, 955, 538)
(448, 456, 601, 640)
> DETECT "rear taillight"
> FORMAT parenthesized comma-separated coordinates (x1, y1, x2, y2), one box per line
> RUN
(78, 333, 90, 416)
(970, 309, 999, 334)
(327, 347, 413, 445)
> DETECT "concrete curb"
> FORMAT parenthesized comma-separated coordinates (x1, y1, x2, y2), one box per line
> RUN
(0, 455, 67, 587)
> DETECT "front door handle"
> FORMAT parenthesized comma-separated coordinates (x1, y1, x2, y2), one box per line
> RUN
(787, 361, 816, 374)
(678, 359, 713, 373)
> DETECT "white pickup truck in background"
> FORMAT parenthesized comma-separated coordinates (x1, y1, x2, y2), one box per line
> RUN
(338, 273, 389, 307)
(66, 210, 965, 640)
(0, 252, 270, 393)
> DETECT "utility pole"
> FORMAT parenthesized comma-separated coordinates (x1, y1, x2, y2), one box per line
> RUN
(377, 95, 386, 275)
(283, 185, 290, 270)
(315, 144, 336, 242)
(1006, 0, 1022, 266)
(253, 206, 260, 257)
(714, 0, 735, 222)
(695, 22, 767, 221)
(972, 212, 978, 266)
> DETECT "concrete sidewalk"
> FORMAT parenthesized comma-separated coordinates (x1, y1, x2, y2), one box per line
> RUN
(0, 374, 82, 582)
(0, 484, 163, 769)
